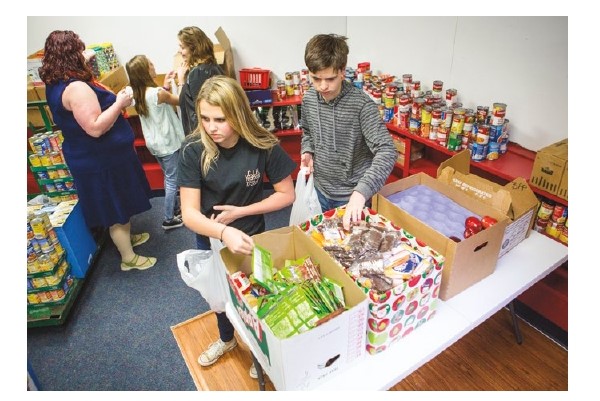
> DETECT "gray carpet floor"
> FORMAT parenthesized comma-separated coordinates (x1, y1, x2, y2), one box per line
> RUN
(27, 192, 292, 391)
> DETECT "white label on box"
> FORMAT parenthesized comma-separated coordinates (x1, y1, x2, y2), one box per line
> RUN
(499, 208, 535, 258)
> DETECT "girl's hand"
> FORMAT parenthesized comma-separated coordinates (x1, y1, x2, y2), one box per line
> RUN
(221, 226, 254, 255)
(212, 205, 242, 225)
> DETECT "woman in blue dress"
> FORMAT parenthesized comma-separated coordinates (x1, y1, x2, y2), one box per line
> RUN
(39, 30, 156, 271)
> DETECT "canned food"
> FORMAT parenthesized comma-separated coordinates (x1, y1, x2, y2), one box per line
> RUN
(476, 124, 490, 144)
(50, 151, 64, 165)
(40, 153, 52, 167)
(29, 153, 42, 167)
(47, 169, 59, 179)
(432, 80, 443, 98)
(486, 142, 499, 160)
(537, 201, 555, 220)
(471, 142, 487, 161)
(445, 88, 457, 107)
(545, 220, 561, 238)
(31, 217, 47, 239)
(491, 102, 507, 125)
(28, 293, 41, 305)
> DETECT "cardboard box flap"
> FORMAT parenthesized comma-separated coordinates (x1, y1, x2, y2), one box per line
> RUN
(438, 165, 513, 216)
(504, 176, 540, 219)
(214, 26, 235, 79)
(437, 148, 471, 176)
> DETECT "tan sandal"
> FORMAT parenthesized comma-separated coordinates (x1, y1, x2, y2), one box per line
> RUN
(131, 233, 150, 247)
(121, 254, 157, 271)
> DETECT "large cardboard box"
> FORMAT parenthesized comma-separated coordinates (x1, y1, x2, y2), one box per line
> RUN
(437, 150, 539, 257)
(374, 173, 509, 300)
(221, 226, 368, 390)
(298, 208, 444, 355)
(530, 138, 568, 197)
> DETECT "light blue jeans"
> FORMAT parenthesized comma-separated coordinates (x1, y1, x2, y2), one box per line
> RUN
(156, 150, 180, 221)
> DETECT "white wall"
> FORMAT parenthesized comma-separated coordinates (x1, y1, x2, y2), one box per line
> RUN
(27, 16, 567, 151)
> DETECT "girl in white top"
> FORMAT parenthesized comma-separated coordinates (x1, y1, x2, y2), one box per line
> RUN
(126, 55, 185, 230)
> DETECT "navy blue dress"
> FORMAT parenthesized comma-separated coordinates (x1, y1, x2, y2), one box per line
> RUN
(46, 80, 152, 228)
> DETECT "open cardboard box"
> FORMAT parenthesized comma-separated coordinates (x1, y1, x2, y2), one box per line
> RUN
(374, 173, 509, 300)
(437, 150, 540, 257)
(221, 226, 368, 390)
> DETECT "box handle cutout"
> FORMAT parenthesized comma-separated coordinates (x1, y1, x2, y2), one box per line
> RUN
(474, 241, 488, 252)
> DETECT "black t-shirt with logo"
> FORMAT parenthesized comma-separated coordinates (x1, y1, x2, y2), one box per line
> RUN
(177, 137, 296, 236)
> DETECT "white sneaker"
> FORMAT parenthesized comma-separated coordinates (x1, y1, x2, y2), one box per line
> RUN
(249, 364, 258, 379)
(197, 338, 237, 367)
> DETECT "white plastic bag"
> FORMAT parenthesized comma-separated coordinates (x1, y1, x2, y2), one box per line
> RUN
(176, 238, 230, 312)
(289, 167, 322, 226)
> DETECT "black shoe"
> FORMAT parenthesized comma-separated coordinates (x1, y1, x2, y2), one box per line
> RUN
(162, 217, 183, 230)
(174, 207, 182, 218)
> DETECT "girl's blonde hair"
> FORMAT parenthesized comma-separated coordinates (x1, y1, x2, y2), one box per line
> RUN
(125, 55, 157, 117)
(186, 76, 279, 176)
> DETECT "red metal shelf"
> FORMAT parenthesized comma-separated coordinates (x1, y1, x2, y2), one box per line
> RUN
(386, 123, 567, 206)
(271, 92, 303, 107)
(275, 128, 302, 137)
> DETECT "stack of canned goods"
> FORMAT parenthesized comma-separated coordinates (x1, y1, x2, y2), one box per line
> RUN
(28, 130, 78, 202)
(533, 199, 568, 244)
(27, 209, 74, 305)
(336, 64, 513, 163)
(28, 130, 65, 168)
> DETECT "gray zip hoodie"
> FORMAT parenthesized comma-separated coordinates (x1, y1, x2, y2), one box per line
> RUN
(300, 80, 396, 201)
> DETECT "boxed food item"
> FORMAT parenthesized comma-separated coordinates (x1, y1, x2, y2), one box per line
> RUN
(50, 200, 98, 278)
(437, 150, 539, 257)
(221, 226, 368, 390)
(374, 172, 508, 300)
(530, 138, 568, 198)
(298, 207, 444, 355)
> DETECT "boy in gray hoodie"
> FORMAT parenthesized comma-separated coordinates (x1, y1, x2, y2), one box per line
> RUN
(300, 33, 397, 230)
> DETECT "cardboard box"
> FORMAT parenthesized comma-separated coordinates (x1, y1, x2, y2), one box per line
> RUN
(51, 201, 98, 278)
(244, 89, 273, 106)
(98, 65, 128, 93)
(221, 226, 368, 390)
(374, 173, 508, 300)
(27, 50, 44, 86)
(298, 208, 444, 355)
(437, 150, 539, 257)
(530, 138, 568, 197)
(557, 161, 568, 201)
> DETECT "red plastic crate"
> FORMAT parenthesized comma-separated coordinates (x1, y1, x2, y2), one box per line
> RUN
(239, 68, 270, 90)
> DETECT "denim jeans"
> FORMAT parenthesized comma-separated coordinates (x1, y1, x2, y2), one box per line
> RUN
(315, 187, 350, 213)
(315, 187, 372, 213)
(196, 232, 235, 342)
(156, 150, 180, 221)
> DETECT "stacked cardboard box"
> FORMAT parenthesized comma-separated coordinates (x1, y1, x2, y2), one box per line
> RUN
(530, 138, 568, 201)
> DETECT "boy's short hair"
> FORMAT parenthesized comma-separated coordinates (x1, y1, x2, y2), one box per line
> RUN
(304, 34, 349, 73)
